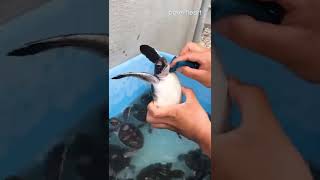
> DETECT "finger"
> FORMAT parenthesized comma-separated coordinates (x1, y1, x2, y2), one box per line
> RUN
(178, 66, 207, 82)
(147, 113, 176, 127)
(147, 102, 157, 116)
(181, 87, 197, 103)
(151, 123, 178, 132)
(171, 52, 205, 67)
(214, 15, 303, 66)
(180, 42, 207, 56)
(228, 78, 277, 129)
(147, 103, 177, 119)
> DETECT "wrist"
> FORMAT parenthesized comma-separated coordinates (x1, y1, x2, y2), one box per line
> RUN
(194, 119, 211, 158)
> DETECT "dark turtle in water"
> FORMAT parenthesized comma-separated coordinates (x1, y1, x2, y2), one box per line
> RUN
(123, 104, 155, 134)
(178, 149, 211, 180)
(136, 163, 184, 180)
(109, 118, 144, 149)
(109, 144, 132, 174)
(123, 104, 147, 123)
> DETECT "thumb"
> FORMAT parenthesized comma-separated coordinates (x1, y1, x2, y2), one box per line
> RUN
(228, 78, 277, 129)
(181, 87, 198, 103)
(178, 66, 206, 81)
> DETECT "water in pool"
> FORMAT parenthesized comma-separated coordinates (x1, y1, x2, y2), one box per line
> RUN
(109, 90, 211, 180)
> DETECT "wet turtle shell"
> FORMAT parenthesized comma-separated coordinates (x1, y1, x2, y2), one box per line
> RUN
(123, 104, 147, 123)
(109, 117, 122, 132)
(136, 163, 184, 180)
(118, 123, 144, 149)
(178, 149, 211, 179)
(109, 144, 132, 173)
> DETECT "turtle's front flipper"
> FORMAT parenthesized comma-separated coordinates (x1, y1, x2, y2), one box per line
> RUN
(112, 72, 159, 84)
(7, 33, 108, 57)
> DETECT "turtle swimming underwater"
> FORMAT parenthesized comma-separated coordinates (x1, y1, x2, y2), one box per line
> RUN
(109, 117, 144, 149)
(123, 103, 147, 123)
(178, 149, 211, 180)
(109, 144, 133, 178)
(136, 163, 185, 180)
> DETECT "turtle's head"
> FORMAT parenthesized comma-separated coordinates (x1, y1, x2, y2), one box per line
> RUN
(155, 57, 170, 76)
(109, 118, 121, 127)
(140, 45, 169, 76)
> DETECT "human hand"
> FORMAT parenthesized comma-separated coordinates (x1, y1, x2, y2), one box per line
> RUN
(214, 79, 312, 180)
(214, 0, 320, 83)
(171, 42, 212, 87)
(146, 87, 211, 157)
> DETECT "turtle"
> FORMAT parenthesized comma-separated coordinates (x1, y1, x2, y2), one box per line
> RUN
(178, 149, 211, 180)
(112, 45, 185, 138)
(123, 104, 147, 123)
(109, 144, 133, 174)
(109, 117, 144, 149)
(136, 163, 185, 180)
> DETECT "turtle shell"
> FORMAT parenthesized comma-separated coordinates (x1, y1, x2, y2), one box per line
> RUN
(180, 149, 211, 179)
(109, 144, 131, 173)
(123, 104, 147, 123)
(136, 163, 184, 180)
(118, 123, 144, 149)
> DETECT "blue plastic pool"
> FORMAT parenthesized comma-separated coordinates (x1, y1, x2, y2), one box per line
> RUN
(109, 52, 211, 178)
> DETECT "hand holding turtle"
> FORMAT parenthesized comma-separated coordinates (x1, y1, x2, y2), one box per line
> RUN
(171, 43, 212, 87)
(146, 87, 211, 157)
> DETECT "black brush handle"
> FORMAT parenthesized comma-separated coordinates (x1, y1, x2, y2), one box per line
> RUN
(170, 56, 200, 73)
